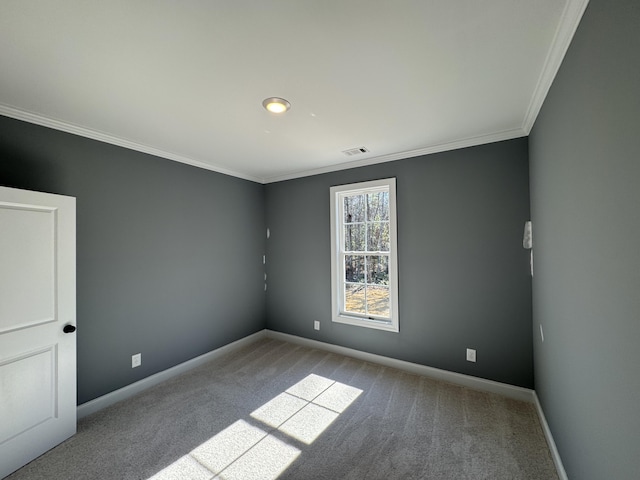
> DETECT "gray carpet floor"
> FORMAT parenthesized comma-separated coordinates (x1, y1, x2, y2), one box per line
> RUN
(6, 338, 559, 479)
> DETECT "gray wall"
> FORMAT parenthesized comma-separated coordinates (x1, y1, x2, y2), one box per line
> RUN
(0, 116, 266, 404)
(529, 0, 640, 478)
(265, 138, 534, 388)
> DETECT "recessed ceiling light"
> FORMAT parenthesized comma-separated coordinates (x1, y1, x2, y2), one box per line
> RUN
(262, 97, 291, 114)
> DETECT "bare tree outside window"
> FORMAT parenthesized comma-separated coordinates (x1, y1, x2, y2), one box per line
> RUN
(342, 191, 390, 318)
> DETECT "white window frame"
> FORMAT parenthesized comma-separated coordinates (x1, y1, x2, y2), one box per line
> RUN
(330, 178, 399, 332)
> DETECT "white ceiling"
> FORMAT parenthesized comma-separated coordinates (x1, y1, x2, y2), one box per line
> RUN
(0, 1, 588, 183)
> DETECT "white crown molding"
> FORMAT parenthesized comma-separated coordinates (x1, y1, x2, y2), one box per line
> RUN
(0, 104, 262, 184)
(522, 0, 590, 133)
(1, 102, 527, 185)
(262, 127, 527, 184)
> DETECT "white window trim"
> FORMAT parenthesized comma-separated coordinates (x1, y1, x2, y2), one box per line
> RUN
(330, 178, 399, 332)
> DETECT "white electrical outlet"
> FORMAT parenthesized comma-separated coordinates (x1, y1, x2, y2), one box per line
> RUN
(314, 321, 320, 331)
(540, 324, 544, 342)
(132, 353, 141, 368)
(466, 348, 476, 363)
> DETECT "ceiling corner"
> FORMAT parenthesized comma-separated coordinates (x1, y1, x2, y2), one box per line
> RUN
(522, 0, 590, 134)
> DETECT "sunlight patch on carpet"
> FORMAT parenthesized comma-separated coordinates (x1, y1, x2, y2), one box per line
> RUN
(252, 374, 363, 445)
(285, 374, 335, 401)
(250, 393, 307, 429)
(278, 403, 339, 444)
(215, 433, 300, 480)
(191, 420, 268, 473)
(148, 374, 362, 480)
(148, 455, 212, 480)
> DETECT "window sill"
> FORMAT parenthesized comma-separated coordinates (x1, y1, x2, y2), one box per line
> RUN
(332, 314, 399, 333)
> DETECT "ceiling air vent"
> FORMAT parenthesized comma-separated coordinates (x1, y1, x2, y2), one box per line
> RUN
(342, 147, 369, 157)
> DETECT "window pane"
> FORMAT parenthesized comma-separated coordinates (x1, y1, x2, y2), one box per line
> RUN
(367, 192, 389, 221)
(344, 195, 365, 223)
(345, 255, 365, 283)
(366, 285, 390, 317)
(344, 224, 365, 251)
(345, 284, 366, 314)
(367, 222, 390, 251)
(366, 255, 389, 285)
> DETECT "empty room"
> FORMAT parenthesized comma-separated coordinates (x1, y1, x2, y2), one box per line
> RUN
(1, 1, 638, 479)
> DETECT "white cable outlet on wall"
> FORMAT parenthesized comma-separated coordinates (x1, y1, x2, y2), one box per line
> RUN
(132, 353, 141, 368)
(314, 321, 320, 331)
(466, 348, 476, 362)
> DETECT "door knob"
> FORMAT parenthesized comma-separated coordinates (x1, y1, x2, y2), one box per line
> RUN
(63, 324, 76, 334)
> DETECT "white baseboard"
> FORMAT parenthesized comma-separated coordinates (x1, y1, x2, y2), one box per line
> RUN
(76, 328, 566, 479)
(533, 392, 569, 480)
(77, 330, 267, 419)
(265, 330, 535, 403)
(268, 332, 568, 478)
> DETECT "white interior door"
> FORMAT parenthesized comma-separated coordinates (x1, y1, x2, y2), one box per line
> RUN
(0, 186, 76, 479)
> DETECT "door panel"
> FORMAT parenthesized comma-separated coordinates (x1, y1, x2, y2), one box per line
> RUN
(0, 187, 76, 479)
(0, 347, 56, 444)
(0, 205, 56, 332)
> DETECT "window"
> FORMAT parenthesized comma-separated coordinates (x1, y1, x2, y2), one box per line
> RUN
(330, 178, 399, 332)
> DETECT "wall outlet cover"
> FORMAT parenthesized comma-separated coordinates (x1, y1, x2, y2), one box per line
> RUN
(132, 353, 142, 368)
(466, 348, 476, 362)
(314, 321, 320, 331)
